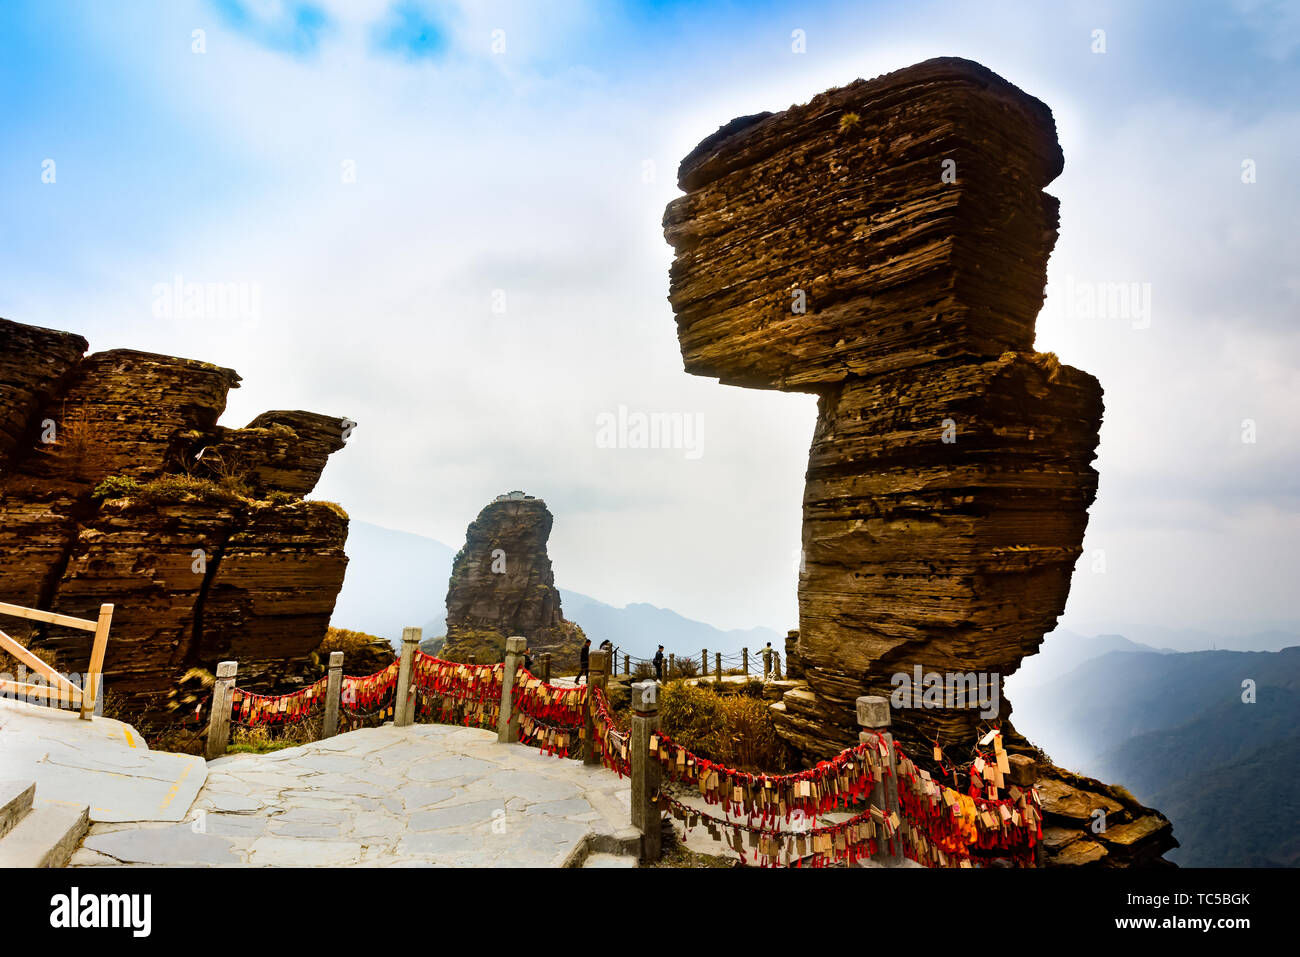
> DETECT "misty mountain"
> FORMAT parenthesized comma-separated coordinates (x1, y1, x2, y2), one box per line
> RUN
(1010, 647, 1300, 770)
(1011, 644, 1300, 867)
(329, 520, 456, 642)
(1009, 628, 1171, 689)
(1072, 623, 1300, 654)
(558, 590, 781, 660)
(1148, 733, 1300, 867)
(331, 520, 781, 658)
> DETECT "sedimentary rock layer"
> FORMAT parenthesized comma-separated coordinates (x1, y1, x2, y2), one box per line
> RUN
(199, 410, 348, 496)
(440, 494, 585, 671)
(664, 57, 1063, 390)
(0, 320, 88, 469)
(0, 317, 351, 719)
(798, 352, 1102, 746)
(664, 58, 1172, 864)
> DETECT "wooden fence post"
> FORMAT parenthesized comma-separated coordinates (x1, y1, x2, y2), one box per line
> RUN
(715, 652, 722, 681)
(702, 648, 708, 678)
(669, 653, 675, 677)
(321, 651, 344, 739)
(205, 661, 237, 760)
(583, 650, 609, 765)
(541, 652, 551, 683)
(624, 653, 630, 675)
(79, 603, 113, 720)
(393, 626, 420, 727)
(630, 680, 662, 863)
(857, 695, 903, 866)
(497, 636, 527, 743)
(743, 647, 748, 676)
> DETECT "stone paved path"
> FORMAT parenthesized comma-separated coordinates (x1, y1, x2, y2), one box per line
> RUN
(69, 723, 635, 867)
(0, 697, 206, 823)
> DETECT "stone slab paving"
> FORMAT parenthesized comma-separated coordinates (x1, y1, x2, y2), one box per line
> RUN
(0, 697, 206, 823)
(70, 723, 635, 867)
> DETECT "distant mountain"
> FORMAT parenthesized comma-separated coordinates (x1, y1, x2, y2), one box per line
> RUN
(1148, 734, 1300, 867)
(558, 590, 781, 660)
(332, 521, 782, 658)
(1064, 623, 1300, 654)
(1009, 628, 1171, 689)
(1011, 644, 1300, 867)
(329, 520, 456, 643)
(1091, 682, 1300, 800)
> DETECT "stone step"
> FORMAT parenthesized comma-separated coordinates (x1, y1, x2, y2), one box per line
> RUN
(0, 803, 90, 868)
(0, 780, 36, 841)
(581, 852, 637, 868)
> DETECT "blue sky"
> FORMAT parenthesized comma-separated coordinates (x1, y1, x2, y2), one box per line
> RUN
(1, 0, 1297, 637)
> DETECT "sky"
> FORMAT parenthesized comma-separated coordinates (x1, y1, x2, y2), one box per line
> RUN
(1, 0, 1296, 638)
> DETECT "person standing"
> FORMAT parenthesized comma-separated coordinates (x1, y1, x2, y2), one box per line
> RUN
(577, 638, 591, 685)
(653, 645, 665, 682)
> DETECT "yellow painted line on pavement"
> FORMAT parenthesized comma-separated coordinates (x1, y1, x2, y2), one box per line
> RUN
(157, 759, 196, 812)
(122, 728, 137, 748)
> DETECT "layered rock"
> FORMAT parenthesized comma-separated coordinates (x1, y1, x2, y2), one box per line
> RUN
(197, 410, 348, 496)
(663, 58, 1173, 864)
(440, 492, 585, 671)
(0, 317, 351, 719)
(0, 321, 87, 469)
(1035, 766, 1176, 867)
(664, 57, 1063, 391)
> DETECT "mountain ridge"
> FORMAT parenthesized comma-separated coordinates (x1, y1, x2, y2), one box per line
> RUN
(331, 519, 781, 658)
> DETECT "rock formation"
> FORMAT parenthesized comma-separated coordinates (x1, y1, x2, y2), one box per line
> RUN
(0, 317, 351, 720)
(439, 492, 585, 671)
(663, 57, 1174, 864)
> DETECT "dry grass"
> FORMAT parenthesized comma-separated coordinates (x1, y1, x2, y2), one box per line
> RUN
(229, 715, 323, 753)
(657, 680, 792, 773)
(645, 841, 736, 869)
(47, 402, 115, 482)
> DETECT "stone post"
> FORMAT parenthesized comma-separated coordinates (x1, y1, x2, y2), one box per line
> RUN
(205, 661, 237, 760)
(743, 647, 748, 676)
(669, 653, 675, 677)
(497, 636, 527, 743)
(583, 650, 610, 765)
(857, 695, 903, 866)
(630, 680, 662, 863)
(393, 627, 420, 727)
(702, 648, 708, 678)
(624, 653, 630, 676)
(540, 652, 551, 683)
(715, 652, 722, 682)
(1007, 753, 1038, 787)
(321, 651, 344, 739)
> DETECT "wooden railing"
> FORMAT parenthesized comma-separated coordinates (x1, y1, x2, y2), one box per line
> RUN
(0, 601, 113, 720)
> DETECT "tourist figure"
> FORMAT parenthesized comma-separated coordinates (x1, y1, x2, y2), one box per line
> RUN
(653, 645, 665, 682)
(577, 638, 591, 685)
